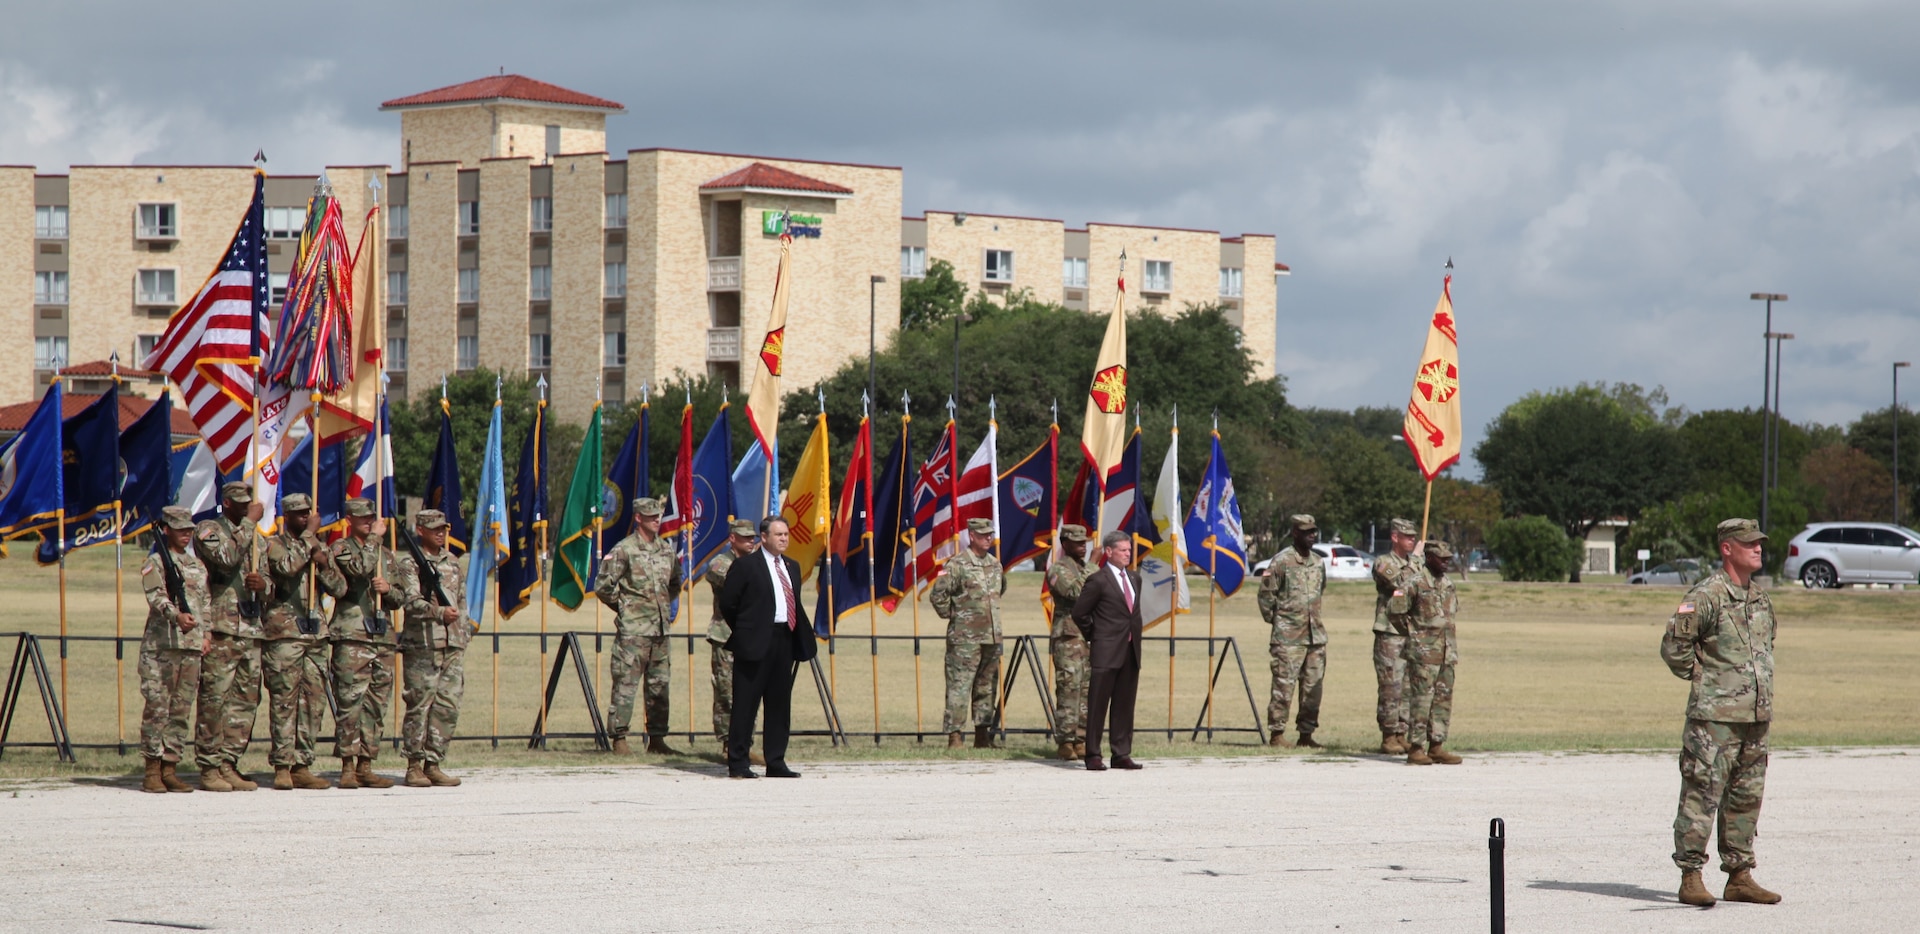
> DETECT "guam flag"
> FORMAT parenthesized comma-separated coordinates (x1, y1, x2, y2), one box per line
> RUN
(995, 425, 1056, 571)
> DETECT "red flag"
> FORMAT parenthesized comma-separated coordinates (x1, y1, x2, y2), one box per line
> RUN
(660, 402, 695, 537)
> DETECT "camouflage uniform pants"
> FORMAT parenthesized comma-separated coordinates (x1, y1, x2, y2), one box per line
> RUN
(138, 645, 201, 762)
(1050, 635, 1090, 744)
(943, 641, 1002, 734)
(262, 639, 329, 768)
(608, 633, 671, 740)
(331, 641, 395, 760)
(1403, 633, 1457, 749)
(1372, 632, 1409, 735)
(194, 633, 261, 769)
(1268, 643, 1326, 736)
(401, 646, 466, 764)
(1673, 719, 1769, 872)
(710, 643, 734, 742)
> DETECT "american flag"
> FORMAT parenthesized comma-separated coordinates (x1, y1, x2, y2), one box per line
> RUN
(142, 173, 269, 475)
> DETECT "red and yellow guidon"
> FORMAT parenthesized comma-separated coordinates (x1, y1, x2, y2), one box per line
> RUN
(1089, 364, 1127, 415)
(1415, 358, 1458, 404)
(759, 327, 785, 376)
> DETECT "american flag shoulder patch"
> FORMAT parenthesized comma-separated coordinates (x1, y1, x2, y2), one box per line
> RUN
(1676, 601, 1695, 614)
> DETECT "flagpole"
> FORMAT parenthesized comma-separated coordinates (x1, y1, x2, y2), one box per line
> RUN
(900, 400, 923, 740)
(1420, 480, 1434, 542)
(490, 377, 502, 749)
(58, 504, 67, 719)
(817, 393, 836, 709)
(110, 355, 125, 752)
(535, 380, 550, 745)
(1167, 408, 1177, 734)
(1206, 417, 1217, 740)
(593, 378, 603, 703)
(864, 394, 879, 744)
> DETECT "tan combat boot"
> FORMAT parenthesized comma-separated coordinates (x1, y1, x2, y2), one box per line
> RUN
(1382, 733, 1407, 755)
(1058, 742, 1077, 761)
(404, 760, 432, 788)
(272, 766, 294, 791)
(199, 765, 233, 792)
(356, 758, 396, 789)
(220, 763, 259, 791)
(947, 731, 964, 749)
(610, 738, 632, 755)
(1073, 742, 1087, 759)
(1723, 869, 1781, 904)
(1268, 732, 1290, 748)
(645, 736, 684, 755)
(142, 758, 167, 794)
(1297, 733, 1323, 749)
(159, 761, 193, 793)
(290, 765, 332, 789)
(974, 726, 998, 749)
(1428, 744, 1463, 765)
(425, 763, 461, 787)
(337, 757, 360, 789)
(1677, 870, 1716, 907)
(1406, 745, 1434, 766)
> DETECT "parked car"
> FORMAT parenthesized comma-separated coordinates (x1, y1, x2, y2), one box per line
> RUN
(1249, 543, 1373, 580)
(1782, 522, 1920, 588)
(1627, 559, 1706, 586)
(1465, 549, 1499, 573)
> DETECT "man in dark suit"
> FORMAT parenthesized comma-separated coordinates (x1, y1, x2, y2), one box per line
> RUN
(1071, 530, 1145, 771)
(718, 516, 816, 779)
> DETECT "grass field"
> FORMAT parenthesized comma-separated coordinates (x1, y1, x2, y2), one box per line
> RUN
(3, 547, 1916, 780)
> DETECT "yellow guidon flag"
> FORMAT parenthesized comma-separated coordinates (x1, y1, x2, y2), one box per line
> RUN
(780, 410, 832, 583)
(1080, 252, 1130, 524)
(1402, 274, 1462, 480)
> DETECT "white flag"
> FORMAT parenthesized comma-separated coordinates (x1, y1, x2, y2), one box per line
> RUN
(1140, 427, 1190, 628)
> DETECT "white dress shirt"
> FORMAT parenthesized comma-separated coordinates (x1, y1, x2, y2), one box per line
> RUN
(763, 549, 792, 625)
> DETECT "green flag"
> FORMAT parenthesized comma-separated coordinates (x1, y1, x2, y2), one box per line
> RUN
(551, 401, 605, 610)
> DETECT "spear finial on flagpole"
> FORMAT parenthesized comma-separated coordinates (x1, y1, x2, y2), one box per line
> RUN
(537, 373, 548, 404)
(861, 389, 870, 418)
(1134, 403, 1141, 430)
(945, 395, 956, 423)
(1171, 403, 1178, 429)
(109, 350, 120, 384)
(596, 373, 603, 403)
(253, 149, 267, 167)
(494, 373, 502, 402)
(817, 388, 826, 414)
(640, 380, 649, 402)
(686, 384, 693, 406)
(989, 395, 997, 424)
(720, 379, 728, 405)
(901, 389, 911, 417)
(1212, 409, 1219, 433)
(368, 174, 382, 206)
(1445, 256, 1454, 270)
(1050, 397, 1058, 426)
(441, 375, 447, 401)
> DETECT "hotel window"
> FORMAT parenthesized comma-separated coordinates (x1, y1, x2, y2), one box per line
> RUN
(138, 203, 177, 239)
(458, 201, 479, 236)
(136, 334, 161, 363)
(35, 205, 68, 239)
(458, 268, 479, 303)
(457, 335, 479, 371)
(265, 207, 305, 239)
(388, 337, 408, 372)
(604, 261, 626, 298)
(388, 270, 408, 304)
(983, 249, 1013, 283)
(604, 330, 627, 367)
(269, 273, 289, 306)
(1062, 257, 1088, 289)
(530, 197, 553, 233)
(605, 193, 627, 229)
(900, 246, 926, 279)
(388, 204, 409, 239)
(530, 264, 552, 300)
(35, 336, 69, 370)
(35, 271, 68, 304)
(137, 269, 177, 304)
(1143, 260, 1172, 293)
(1219, 267, 1243, 298)
(528, 332, 552, 370)
(545, 125, 561, 160)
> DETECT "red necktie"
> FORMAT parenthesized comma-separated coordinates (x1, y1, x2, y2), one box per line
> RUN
(776, 557, 797, 631)
(1119, 568, 1134, 612)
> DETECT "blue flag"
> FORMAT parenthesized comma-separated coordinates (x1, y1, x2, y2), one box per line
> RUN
(1182, 432, 1248, 597)
(996, 426, 1057, 571)
(686, 405, 736, 576)
(117, 394, 174, 539)
(1100, 428, 1160, 564)
(424, 399, 468, 554)
(35, 384, 122, 562)
(0, 381, 65, 540)
(875, 418, 913, 602)
(277, 433, 347, 532)
(465, 400, 510, 627)
(499, 400, 547, 619)
(603, 401, 649, 554)
(731, 438, 778, 525)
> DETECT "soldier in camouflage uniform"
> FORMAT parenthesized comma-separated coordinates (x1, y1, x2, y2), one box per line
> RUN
(138, 507, 210, 794)
(595, 497, 684, 755)
(705, 520, 759, 757)
(191, 481, 269, 791)
(261, 494, 345, 790)
(1403, 540, 1462, 766)
(396, 509, 469, 788)
(1046, 525, 1093, 760)
(1661, 518, 1783, 908)
(1257, 515, 1327, 749)
(930, 517, 1007, 749)
(329, 497, 404, 789)
(1370, 517, 1421, 754)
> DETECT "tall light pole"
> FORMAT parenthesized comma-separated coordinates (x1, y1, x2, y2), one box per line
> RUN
(868, 275, 885, 410)
(1751, 293, 1786, 530)
(1898, 361, 1912, 525)
(1764, 331, 1794, 533)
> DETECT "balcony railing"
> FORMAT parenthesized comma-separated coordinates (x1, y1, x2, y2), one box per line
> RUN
(708, 256, 741, 291)
(706, 327, 741, 362)
(136, 291, 177, 306)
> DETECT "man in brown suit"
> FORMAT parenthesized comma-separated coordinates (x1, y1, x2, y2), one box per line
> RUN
(1072, 530, 1145, 771)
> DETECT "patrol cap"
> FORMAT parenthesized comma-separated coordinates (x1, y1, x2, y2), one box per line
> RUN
(220, 481, 253, 504)
(415, 509, 448, 529)
(281, 493, 313, 513)
(160, 506, 196, 530)
(967, 518, 995, 535)
(1716, 518, 1767, 544)
(1290, 514, 1317, 532)
(1059, 524, 1089, 543)
(729, 519, 758, 537)
(632, 497, 665, 518)
(344, 497, 376, 518)
(1390, 518, 1418, 536)
(1424, 540, 1454, 559)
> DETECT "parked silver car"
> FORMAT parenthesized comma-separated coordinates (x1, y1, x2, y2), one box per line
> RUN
(1627, 559, 1707, 586)
(1781, 522, 1920, 588)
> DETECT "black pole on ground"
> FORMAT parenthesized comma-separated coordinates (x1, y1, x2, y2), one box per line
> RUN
(1489, 818, 1506, 934)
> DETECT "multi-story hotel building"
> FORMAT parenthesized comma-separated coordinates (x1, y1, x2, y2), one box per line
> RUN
(2, 75, 1286, 425)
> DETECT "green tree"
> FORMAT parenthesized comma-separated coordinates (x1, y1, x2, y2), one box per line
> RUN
(1847, 405, 1920, 525)
(1312, 427, 1421, 545)
(389, 369, 582, 524)
(1483, 515, 1583, 582)
(898, 258, 966, 331)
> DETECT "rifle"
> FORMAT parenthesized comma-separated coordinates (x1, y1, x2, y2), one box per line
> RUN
(153, 537, 193, 624)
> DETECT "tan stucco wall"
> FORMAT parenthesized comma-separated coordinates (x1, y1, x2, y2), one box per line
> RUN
(405, 162, 460, 383)
(1236, 235, 1277, 380)
(477, 158, 531, 375)
(0, 168, 34, 400)
(548, 152, 607, 423)
(922, 211, 1065, 305)
(400, 103, 606, 168)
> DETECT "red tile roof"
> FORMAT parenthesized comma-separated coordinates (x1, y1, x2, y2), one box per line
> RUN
(381, 75, 624, 112)
(0, 393, 196, 436)
(700, 162, 853, 197)
(1275, 262, 1292, 273)
(59, 359, 160, 379)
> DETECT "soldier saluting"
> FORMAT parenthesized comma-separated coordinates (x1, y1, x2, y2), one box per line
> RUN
(261, 493, 344, 790)
(931, 517, 1007, 749)
(191, 481, 269, 792)
(1046, 524, 1093, 761)
(138, 507, 211, 794)
(330, 497, 404, 789)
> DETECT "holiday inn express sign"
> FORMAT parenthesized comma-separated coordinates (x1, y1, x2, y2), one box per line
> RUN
(763, 210, 823, 238)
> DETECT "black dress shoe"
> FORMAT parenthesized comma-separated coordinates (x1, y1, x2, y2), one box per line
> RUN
(1112, 756, 1144, 770)
(765, 764, 801, 778)
(1084, 755, 1108, 771)
(728, 768, 759, 779)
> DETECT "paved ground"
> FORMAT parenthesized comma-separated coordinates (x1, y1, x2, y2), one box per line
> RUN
(3, 747, 1912, 932)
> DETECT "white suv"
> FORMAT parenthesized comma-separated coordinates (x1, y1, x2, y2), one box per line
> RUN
(1781, 522, 1920, 588)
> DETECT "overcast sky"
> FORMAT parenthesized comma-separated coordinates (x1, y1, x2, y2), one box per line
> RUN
(8, 1, 1920, 472)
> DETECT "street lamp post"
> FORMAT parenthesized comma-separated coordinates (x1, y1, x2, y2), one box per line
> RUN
(1764, 331, 1794, 532)
(1898, 361, 1912, 525)
(1751, 293, 1787, 531)
(868, 275, 885, 410)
